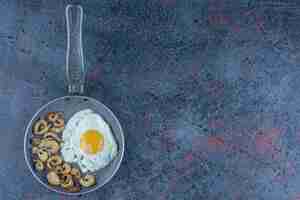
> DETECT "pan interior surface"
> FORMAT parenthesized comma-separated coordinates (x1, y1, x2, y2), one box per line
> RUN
(24, 96, 125, 195)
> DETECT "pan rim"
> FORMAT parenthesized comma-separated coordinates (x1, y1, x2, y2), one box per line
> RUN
(24, 95, 125, 196)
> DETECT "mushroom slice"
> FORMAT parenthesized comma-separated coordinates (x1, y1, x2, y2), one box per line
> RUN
(33, 119, 49, 135)
(53, 118, 64, 128)
(39, 139, 60, 154)
(47, 155, 63, 169)
(47, 171, 60, 186)
(54, 165, 63, 175)
(35, 160, 44, 171)
(43, 132, 61, 142)
(80, 174, 96, 187)
(46, 112, 60, 122)
(61, 174, 74, 188)
(37, 149, 48, 162)
(62, 163, 71, 175)
(71, 167, 81, 179)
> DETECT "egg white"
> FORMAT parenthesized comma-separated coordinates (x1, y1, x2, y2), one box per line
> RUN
(61, 109, 118, 173)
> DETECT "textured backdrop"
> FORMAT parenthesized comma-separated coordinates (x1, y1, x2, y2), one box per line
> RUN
(1, 0, 300, 199)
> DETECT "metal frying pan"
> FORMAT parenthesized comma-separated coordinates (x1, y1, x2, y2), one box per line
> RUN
(24, 5, 125, 195)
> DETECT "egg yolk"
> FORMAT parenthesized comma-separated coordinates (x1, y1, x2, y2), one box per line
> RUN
(80, 129, 104, 155)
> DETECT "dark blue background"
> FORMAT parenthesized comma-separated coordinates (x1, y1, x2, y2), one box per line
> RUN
(1, 0, 300, 199)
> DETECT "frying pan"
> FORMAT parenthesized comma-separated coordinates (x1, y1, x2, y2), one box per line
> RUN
(24, 5, 125, 195)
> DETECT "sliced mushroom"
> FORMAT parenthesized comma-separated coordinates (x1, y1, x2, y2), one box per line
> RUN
(35, 160, 44, 171)
(43, 132, 61, 142)
(54, 165, 63, 175)
(39, 139, 60, 154)
(80, 174, 96, 187)
(46, 112, 60, 122)
(62, 163, 71, 175)
(37, 149, 48, 162)
(33, 119, 49, 135)
(53, 118, 64, 128)
(71, 167, 81, 179)
(47, 155, 63, 169)
(61, 174, 74, 188)
(47, 171, 60, 186)
(31, 138, 41, 146)
(49, 126, 64, 134)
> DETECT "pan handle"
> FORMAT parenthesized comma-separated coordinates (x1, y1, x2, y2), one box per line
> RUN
(65, 5, 85, 95)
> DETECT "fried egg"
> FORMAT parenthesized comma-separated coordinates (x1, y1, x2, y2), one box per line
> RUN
(61, 109, 118, 173)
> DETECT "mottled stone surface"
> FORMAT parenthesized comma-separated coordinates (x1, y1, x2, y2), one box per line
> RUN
(1, 0, 300, 199)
